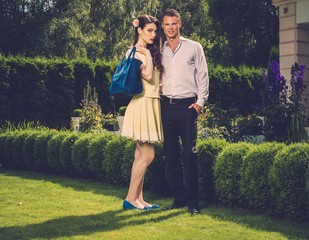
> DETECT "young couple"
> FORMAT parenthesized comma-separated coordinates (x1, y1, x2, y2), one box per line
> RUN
(120, 9, 209, 215)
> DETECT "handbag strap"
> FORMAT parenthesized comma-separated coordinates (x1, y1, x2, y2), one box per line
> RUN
(127, 46, 136, 59)
(123, 47, 137, 71)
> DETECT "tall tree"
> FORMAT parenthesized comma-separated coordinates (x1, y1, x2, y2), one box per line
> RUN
(0, 0, 58, 56)
(208, 0, 279, 66)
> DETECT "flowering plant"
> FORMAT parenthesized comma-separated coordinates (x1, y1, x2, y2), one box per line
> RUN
(132, 19, 139, 28)
(262, 61, 306, 142)
(79, 81, 104, 133)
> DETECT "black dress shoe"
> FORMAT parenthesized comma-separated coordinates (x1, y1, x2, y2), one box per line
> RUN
(165, 201, 187, 210)
(189, 207, 201, 215)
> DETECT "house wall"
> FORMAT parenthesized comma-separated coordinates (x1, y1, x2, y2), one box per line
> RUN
(273, 0, 309, 117)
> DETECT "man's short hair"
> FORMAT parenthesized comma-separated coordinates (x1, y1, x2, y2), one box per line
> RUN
(162, 9, 181, 20)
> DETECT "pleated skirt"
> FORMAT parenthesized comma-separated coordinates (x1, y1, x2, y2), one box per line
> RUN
(121, 96, 163, 143)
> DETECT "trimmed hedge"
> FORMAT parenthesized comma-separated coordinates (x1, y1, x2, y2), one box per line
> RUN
(0, 129, 308, 222)
(197, 138, 228, 204)
(87, 133, 114, 181)
(269, 143, 309, 221)
(239, 142, 285, 213)
(214, 142, 255, 207)
(0, 56, 116, 128)
(71, 134, 94, 178)
(59, 133, 80, 177)
(47, 132, 70, 174)
(102, 135, 128, 186)
(0, 55, 263, 128)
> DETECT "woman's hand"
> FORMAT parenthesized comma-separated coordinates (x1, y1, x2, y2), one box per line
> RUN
(135, 45, 151, 56)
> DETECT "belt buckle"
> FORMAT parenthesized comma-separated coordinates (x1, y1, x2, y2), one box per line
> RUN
(169, 98, 176, 104)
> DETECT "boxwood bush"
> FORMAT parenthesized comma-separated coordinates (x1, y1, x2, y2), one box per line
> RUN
(10, 131, 29, 170)
(145, 142, 170, 196)
(120, 139, 135, 187)
(214, 142, 254, 207)
(239, 142, 285, 213)
(0, 131, 15, 168)
(269, 143, 309, 221)
(33, 131, 55, 172)
(102, 135, 128, 186)
(197, 138, 228, 204)
(22, 131, 42, 170)
(87, 133, 114, 181)
(47, 132, 70, 174)
(71, 134, 93, 178)
(1, 129, 309, 221)
(59, 133, 80, 177)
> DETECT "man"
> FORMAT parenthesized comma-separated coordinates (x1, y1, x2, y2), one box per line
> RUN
(160, 9, 209, 215)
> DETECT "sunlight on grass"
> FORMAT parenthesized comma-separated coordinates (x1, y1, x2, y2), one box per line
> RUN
(1, 170, 308, 240)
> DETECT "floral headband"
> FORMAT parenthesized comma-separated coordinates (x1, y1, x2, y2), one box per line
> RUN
(132, 19, 139, 28)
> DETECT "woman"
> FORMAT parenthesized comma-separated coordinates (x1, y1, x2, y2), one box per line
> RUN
(121, 15, 164, 210)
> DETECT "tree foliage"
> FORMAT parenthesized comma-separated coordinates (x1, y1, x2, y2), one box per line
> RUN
(208, 0, 279, 66)
(0, 0, 279, 66)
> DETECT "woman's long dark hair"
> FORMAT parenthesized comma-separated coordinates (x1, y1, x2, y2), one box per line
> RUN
(133, 15, 164, 73)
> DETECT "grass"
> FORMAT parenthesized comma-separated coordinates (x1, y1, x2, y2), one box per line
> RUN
(0, 170, 308, 240)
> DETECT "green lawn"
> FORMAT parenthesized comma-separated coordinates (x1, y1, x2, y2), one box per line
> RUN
(0, 170, 308, 240)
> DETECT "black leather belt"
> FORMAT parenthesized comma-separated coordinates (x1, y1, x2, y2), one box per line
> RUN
(161, 95, 196, 104)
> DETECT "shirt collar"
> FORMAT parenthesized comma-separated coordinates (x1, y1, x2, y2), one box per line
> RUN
(164, 36, 187, 48)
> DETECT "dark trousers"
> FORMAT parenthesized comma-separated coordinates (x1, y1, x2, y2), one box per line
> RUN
(161, 98, 199, 208)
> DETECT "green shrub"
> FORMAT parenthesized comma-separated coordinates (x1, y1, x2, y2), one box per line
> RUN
(45, 61, 75, 128)
(22, 131, 41, 170)
(47, 132, 70, 174)
(120, 139, 135, 187)
(71, 134, 93, 177)
(197, 138, 228, 204)
(87, 133, 114, 181)
(33, 131, 54, 172)
(102, 135, 127, 186)
(0, 132, 8, 164)
(239, 142, 285, 213)
(269, 143, 309, 221)
(214, 142, 254, 207)
(118, 106, 127, 116)
(145, 142, 170, 196)
(10, 130, 31, 169)
(0, 132, 14, 168)
(59, 133, 80, 176)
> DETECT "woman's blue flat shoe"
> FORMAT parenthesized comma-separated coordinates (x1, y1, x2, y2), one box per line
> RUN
(123, 200, 148, 210)
(149, 204, 160, 209)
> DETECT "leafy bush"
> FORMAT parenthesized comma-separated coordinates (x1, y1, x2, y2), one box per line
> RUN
(59, 133, 80, 176)
(269, 143, 309, 221)
(33, 131, 54, 172)
(47, 132, 69, 174)
(118, 106, 127, 116)
(197, 138, 228, 204)
(145, 142, 170, 196)
(10, 131, 31, 169)
(1, 128, 309, 221)
(87, 133, 114, 181)
(197, 104, 231, 140)
(214, 142, 254, 207)
(239, 142, 285, 213)
(0, 132, 14, 168)
(22, 131, 41, 170)
(120, 139, 135, 187)
(102, 135, 127, 185)
(71, 134, 93, 177)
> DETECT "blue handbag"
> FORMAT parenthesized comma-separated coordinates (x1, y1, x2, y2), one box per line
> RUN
(109, 47, 143, 96)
